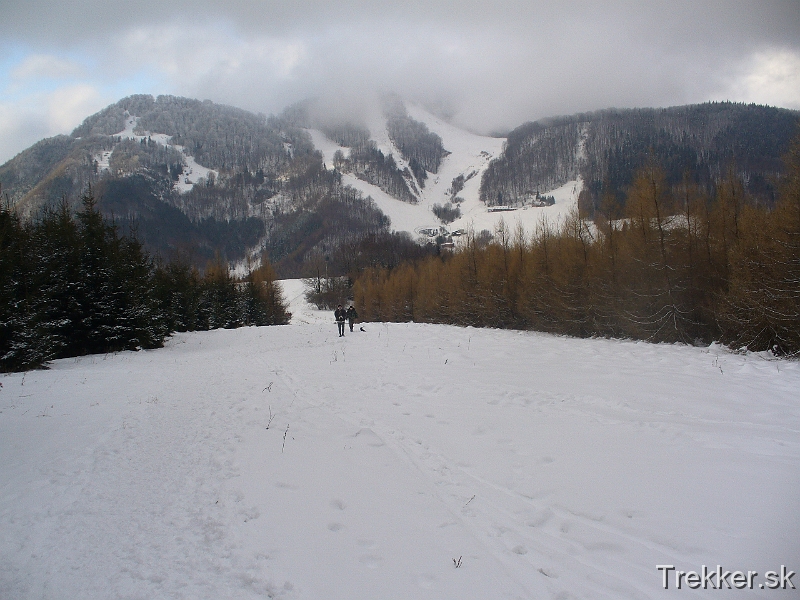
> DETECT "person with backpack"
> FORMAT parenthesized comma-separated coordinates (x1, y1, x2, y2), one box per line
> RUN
(346, 305, 358, 332)
(334, 304, 346, 337)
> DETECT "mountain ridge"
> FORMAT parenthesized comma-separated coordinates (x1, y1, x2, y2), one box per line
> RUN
(1, 95, 797, 276)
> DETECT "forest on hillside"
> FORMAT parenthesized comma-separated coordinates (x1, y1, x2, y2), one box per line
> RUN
(332, 143, 418, 203)
(383, 95, 447, 187)
(8, 96, 795, 286)
(480, 103, 799, 213)
(281, 95, 447, 201)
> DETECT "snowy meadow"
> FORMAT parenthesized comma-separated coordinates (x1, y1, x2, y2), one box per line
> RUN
(1, 285, 798, 599)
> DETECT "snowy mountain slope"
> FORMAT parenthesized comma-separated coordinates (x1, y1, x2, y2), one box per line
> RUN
(305, 128, 441, 232)
(306, 103, 582, 239)
(4, 98, 795, 271)
(2, 318, 798, 599)
(405, 103, 503, 208)
(406, 105, 583, 235)
(104, 115, 219, 194)
(307, 128, 349, 167)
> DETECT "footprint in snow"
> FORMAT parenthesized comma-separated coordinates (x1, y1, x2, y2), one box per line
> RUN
(526, 508, 554, 528)
(351, 428, 385, 447)
(275, 481, 299, 490)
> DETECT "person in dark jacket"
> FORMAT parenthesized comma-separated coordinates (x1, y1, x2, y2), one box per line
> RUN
(334, 304, 346, 337)
(346, 305, 358, 332)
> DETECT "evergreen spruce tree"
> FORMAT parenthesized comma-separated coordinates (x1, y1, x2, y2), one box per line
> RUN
(0, 203, 24, 369)
(243, 255, 289, 326)
(199, 255, 241, 329)
(0, 204, 49, 370)
(153, 260, 203, 332)
(29, 199, 81, 362)
(113, 232, 168, 349)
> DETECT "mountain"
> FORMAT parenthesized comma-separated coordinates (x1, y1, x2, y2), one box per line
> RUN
(1, 96, 797, 276)
(0, 94, 512, 275)
(0, 95, 397, 273)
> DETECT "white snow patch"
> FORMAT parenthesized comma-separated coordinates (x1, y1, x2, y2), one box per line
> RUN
(174, 154, 216, 194)
(304, 127, 441, 233)
(340, 173, 439, 234)
(305, 128, 350, 167)
(93, 150, 112, 172)
(450, 178, 583, 237)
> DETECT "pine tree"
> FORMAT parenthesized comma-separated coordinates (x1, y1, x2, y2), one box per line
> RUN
(199, 255, 241, 329)
(0, 203, 50, 371)
(153, 260, 203, 332)
(243, 255, 289, 326)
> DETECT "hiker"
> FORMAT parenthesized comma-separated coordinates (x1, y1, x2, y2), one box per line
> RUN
(346, 305, 358, 332)
(334, 304, 346, 337)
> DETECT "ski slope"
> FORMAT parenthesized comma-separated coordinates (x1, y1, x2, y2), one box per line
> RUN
(306, 104, 581, 239)
(1, 287, 798, 599)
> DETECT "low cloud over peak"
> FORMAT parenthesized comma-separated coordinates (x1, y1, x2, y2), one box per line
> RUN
(1, 1, 798, 163)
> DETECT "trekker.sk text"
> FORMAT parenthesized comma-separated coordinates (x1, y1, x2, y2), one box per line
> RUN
(656, 565, 796, 590)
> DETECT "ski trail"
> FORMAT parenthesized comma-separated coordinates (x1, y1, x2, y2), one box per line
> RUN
(273, 336, 645, 599)
(321, 402, 668, 599)
(274, 365, 538, 598)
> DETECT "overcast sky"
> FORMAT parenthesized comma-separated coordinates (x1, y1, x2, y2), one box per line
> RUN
(1, 0, 799, 164)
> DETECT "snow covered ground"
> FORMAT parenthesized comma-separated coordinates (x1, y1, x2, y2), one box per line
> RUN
(1, 285, 798, 599)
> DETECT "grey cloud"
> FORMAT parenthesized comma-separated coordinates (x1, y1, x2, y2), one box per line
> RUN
(3, 1, 799, 44)
(0, 0, 798, 153)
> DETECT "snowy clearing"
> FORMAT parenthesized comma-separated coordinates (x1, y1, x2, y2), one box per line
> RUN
(1, 288, 798, 599)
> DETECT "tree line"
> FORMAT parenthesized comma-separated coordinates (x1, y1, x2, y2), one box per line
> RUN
(480, 120, 584, 206)
(354, 139, 800, 355)
(333, 142, 417, 203)
(0, 192, 289, 372)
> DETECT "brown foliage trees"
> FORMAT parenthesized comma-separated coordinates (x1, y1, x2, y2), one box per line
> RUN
(353, 137, 800, 354)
